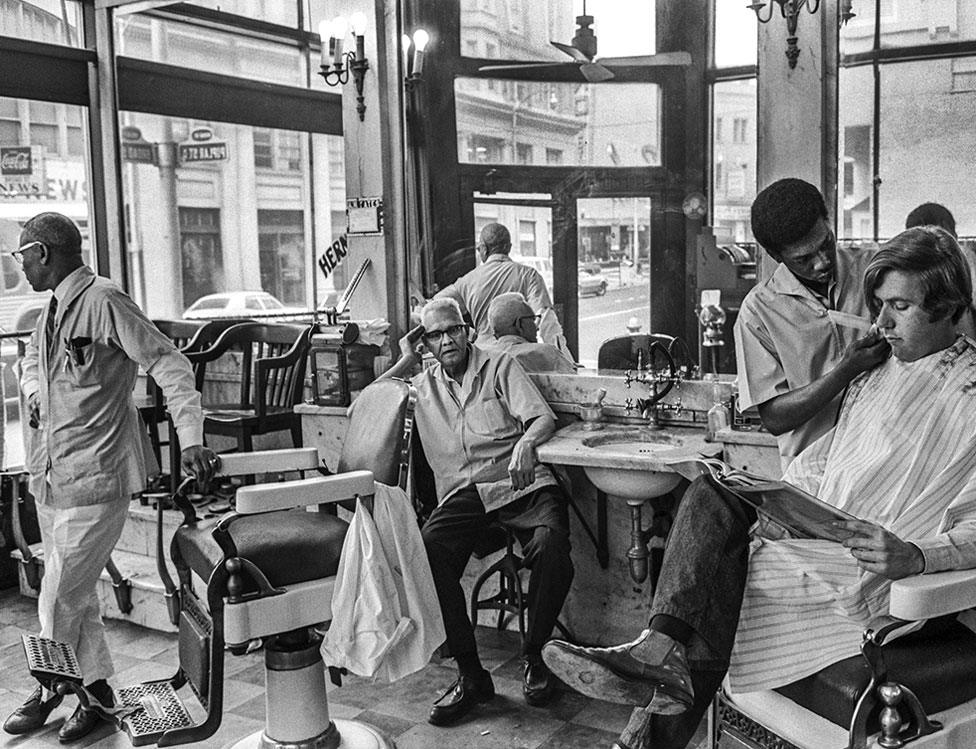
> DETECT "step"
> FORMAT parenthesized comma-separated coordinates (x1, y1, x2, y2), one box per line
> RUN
(116, 500, 184, 560)
(11, 546, 178, 634)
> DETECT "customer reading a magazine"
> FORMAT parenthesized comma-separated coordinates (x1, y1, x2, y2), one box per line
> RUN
(543, 225, 976, 749)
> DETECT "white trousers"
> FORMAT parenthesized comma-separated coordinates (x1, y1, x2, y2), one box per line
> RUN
(35, 497, 129, 684)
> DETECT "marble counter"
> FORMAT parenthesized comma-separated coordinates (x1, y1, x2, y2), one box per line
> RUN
(537, 421, 722, 481)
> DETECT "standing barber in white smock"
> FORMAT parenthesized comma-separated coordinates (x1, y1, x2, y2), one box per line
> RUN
(2, 212, 217, 744)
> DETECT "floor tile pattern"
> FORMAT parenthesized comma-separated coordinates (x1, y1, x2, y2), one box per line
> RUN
(0, 587, 706, 748)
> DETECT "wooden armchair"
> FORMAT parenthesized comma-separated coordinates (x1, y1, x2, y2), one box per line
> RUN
(182, 322, 313, 453)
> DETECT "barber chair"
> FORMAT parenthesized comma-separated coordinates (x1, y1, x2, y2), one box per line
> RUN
(19, 378, 416, 748)
(713, 570, 976, 749)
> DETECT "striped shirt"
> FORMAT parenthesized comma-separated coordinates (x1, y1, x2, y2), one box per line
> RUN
(729, 337, 976, 692)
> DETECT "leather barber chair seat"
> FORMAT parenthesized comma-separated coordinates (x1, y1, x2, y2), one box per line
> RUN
(20, 378, 416, 748)
(715, 570, 976, 749)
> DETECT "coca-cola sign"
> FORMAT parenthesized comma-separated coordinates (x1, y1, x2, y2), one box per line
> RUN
(0, 147, 32, 176)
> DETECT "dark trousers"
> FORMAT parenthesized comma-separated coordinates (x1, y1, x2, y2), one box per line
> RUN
(421, 484, 575, 661)
(643, 475, 756, 749)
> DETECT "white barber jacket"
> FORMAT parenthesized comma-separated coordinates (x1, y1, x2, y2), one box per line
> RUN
(20, 265, 204, 507)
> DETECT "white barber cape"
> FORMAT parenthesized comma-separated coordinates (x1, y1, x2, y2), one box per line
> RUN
(321, 482, 445, 682)
(729, 337, 976, 692)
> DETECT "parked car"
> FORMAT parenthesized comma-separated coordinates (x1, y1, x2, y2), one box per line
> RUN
(183, 291, 310, 321)
(578, 264, 608, 296)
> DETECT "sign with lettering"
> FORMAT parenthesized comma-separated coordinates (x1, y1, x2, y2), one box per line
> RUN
(346, 196, 383, 236)
(122, 141, 157, 165)
(121, 126, 143, 142)
(179, 142, 228, 163)
(317, 234, 348, 280)
(1, 147, 32, 175)
(191, 127, 214, 142)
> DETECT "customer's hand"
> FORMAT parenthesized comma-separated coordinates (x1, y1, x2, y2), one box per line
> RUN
(181, 445, 219, 490)
(834, 518, 925, 579)
(841, 328, 890, 377)
(508, 438, 537, 492)
(398, 325, 426, 364)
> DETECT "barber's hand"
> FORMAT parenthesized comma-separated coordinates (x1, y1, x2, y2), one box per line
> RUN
(841, 328, 890, 376)
(398, 325, 426, 364)
(181, 445, 219, 491)
(508, 438, 538, 492)
(27, 392, 40, 429)
(834, 519, 925, 579)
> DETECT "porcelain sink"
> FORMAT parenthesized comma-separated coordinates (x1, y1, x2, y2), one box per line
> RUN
(580, 430, 696, 501)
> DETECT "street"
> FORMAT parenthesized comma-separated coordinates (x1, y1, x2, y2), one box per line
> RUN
(576, 272, 650, 369)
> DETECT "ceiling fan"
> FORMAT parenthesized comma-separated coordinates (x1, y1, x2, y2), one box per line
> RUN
(478, 1, 691, 83)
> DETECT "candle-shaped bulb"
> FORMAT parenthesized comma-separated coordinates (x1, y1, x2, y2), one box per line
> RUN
(401, 34, 412, 76)
(331, 16, 347, 67)
(318, 19, 331, 68)
(350, 11, 366, 59)
(412, 28, 430, 78)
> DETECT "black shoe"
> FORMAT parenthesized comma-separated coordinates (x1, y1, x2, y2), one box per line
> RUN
(3, 686, 63, 735)
(522, 654, 555, 707)
(542, 629, 693, 714)
(58, 702, 109, 743)
(428, 671, 495, 726)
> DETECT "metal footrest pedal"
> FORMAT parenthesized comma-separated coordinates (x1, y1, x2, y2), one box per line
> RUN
(117, 681, 193, 747)
(21, 634, 83, 686)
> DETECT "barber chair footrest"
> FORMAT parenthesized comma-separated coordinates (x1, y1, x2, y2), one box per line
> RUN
(117, 681, 193, 746)
(21, 634, 83, 685)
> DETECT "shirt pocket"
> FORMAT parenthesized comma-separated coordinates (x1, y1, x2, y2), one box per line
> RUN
(64, 340, 100, 387)
(469, 397, 517, 437)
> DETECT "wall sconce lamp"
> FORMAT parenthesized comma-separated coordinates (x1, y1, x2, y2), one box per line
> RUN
(403, 28, 430, 89)
(749, 0, 855, 69)
(318, 12, 370, 121)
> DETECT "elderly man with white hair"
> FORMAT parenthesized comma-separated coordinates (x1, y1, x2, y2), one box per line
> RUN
(380, 297, 574, 725)
(482, 292, 576, 374)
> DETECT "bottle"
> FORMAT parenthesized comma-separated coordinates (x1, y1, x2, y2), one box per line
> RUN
(705, 383, 730, 442)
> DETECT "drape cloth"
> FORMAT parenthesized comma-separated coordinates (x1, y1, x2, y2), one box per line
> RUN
(729, 337, 976, 691)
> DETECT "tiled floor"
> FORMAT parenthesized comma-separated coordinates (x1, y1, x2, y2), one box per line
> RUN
(0, 587, 707, 748)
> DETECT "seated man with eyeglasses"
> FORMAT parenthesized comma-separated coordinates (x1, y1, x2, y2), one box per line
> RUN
(480, 292, 576, 374)
(380, 297, 574, 725)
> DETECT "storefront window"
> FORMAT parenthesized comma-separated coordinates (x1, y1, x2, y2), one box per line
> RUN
(456, 79, 661, 167)
(119, 112, 345, 320)
(461, 0, 655, 61)
(1, 0, 83, 47)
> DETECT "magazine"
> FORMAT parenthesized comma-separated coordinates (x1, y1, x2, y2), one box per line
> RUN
(698, 458, 856, 543)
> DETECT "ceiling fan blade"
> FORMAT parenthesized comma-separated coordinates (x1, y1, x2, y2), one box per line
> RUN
(478, 61, 582, 75)
(551, 40, 591, 63)
(580, 63, 615, 83)
(596, 51, 693, 67)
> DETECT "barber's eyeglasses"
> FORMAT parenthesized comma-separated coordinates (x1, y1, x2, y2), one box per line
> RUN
(517, 314, 542, 325)
(422, 324, 467, 344)
(12, 241, 43, 265)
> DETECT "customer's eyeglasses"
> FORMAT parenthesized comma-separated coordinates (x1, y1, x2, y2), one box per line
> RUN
(11, 241, 44, 265)
(516, 314, 542, 324)
(422, 324, 467, 344)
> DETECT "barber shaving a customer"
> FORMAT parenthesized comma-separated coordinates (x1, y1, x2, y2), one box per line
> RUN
(544, 226, 976, 749)
(379, 297, 574, 725)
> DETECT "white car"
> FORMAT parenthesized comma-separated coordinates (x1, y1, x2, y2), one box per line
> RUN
(578, 264, 608, 296)
(183, 291, 309, 320)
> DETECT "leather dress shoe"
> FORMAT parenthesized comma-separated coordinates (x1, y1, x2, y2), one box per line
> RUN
(428, 671, 495, 726)
(521, 654, 555, 707)
(3, 686, 63, 735)
(58, 702, 109, 743)
(542, 629, 694, 714)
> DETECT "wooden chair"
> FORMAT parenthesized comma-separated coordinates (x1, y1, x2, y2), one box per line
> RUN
(183, 322, 313, 453)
